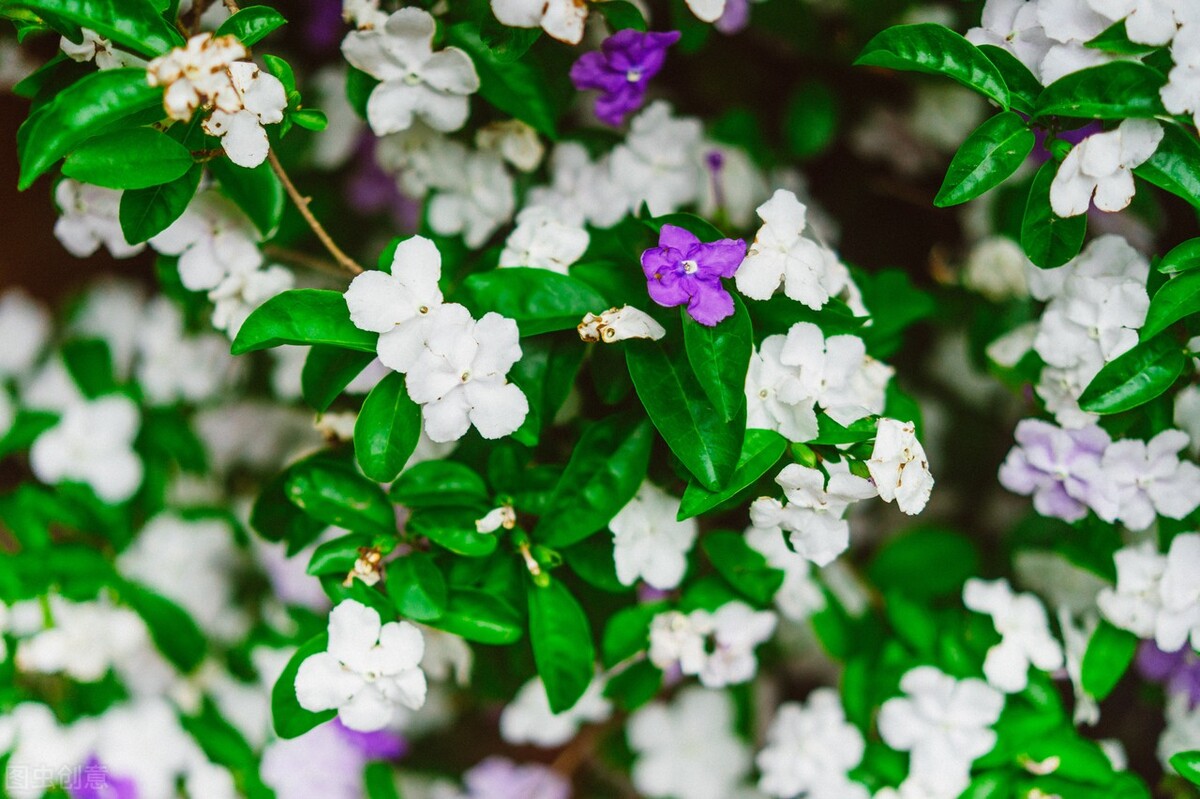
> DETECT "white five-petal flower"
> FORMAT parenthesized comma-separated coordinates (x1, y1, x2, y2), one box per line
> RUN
(963, 578, 1064, 693)
(202, 61, 287, 168)
(1050, 120, 1164, 217)
(867, 418, 934, 515)
(609, 482, 698, 590)
(30, 395, 143, 503)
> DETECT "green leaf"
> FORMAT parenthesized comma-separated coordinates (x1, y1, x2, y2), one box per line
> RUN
(390, 461, 490, 510)
(232, 289, 377, 355)
(215, 4, 286, 46)
(119, 164, 201, 244)
(272, 633, 336, 738)
(1142, 271, 1200, 340)
(535, 415, 653, 547)
(683, 295, 752, 424)
(1158, 238, 1200, 275)
(594, 0, 646, 31)
(250, 469, 326, 552)
(1021, 160, 1087, 268)
(934, 112, 1034, 207)
(427, 589, 523, 644)
(528, 578, 595, 713)
(459, 268, 607, 337)
(810, 414, 878, 445)
(643, 212, 727, 243)
(1170, 751, 1200, 787)
(855, 23, 1009, 108)
(284, 459, 396, 537)
(62, 127, 193, 189)
(702, 531, 784, 605)
(506, 333, 584, 445)
(627, 334, 744, 491)
(406, 508, 498, 557)
(387, 552, 447, 622)
(563, 535, 629, 593)
(868, 527, 980, 600)
(678, 429, 786, 520)
(363, 762, 402, 799)
(1080, 620, 1137, 700)
(1134, 124, 1200, 211)
(60, 338, 114, 398)
(783, 81, 838, 160)
(354, 372, 421, 484)
(1077, 333, 1185, 414)
(291, 108, 328, 132)
(9, 0, 182, 56)
(602, 603, 660, 667)
(208, 156, 285, 237)
(1086, 20, 1158, 55)
(1035, 61, 1166, 119)
(447, 23, 560, 137)
(306, 532, 369, 576)
(302, 346, 375, 413)
(262, 54, 296, 96)
(18, 68, 162, 189)
(977, 44, 1041, 116)
(122, 581, 206, 671)
(603, 659, 662, 711)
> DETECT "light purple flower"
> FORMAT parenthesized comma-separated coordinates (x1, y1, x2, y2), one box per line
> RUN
(569, 29, 681, 126)
(261, 720, 407, 799)
(70, 756, 137, 799)
(715, 0, 751, 34)
(463, 757, 570, 799)
(641, 224, 745, 326)
(334, 718, 407, 759)
(998, 419, 1114, 522)
(1137, 640, 1200, 707)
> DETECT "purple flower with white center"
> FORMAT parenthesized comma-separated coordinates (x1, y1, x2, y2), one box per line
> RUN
(463, 757, 570, 799)
(998, 419, 1114, 523)
(1137, 640, 1200, 707)
(569, 29, 681, 126)
(70, 756, 137, 799)
(641, 224, 746, 326)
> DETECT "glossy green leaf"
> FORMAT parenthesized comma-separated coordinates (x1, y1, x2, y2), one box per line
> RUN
(1035, 61, 1166, 119)
(1142, 271, 1200, 340)
(291, 108, 328, 132)
(1135, 123, 1200, 211)
(460, 268, 607, 337)
(603, 659, 662, 711)
(506, 333, 585, 445)
(407, 508, 498, 557)
(119, 164, 201, 244)
(595, 0, 646, 31)
(977, 44, 1040, 116)
(305, 532, 370, 576)
(528, 578, 595, 713)
(427, 589, 523, 644)
(602, 603, 660, 668)
(643, 212, 727, 243)
(1158, 238, 1200, 275)
(535, 415, 653, 547)
(678, 429, 786, 520)
(10, 0, 182, 56)
(1021, 160, 1087, 268)
(354, 372, 421, 483)
(447, 23, 560, 137)
(284, 460, 396, 537)
(855, 23, 1009, 108)
(1086, 20, 1158, 55)
(1080, 619, 1137, 700)
(208, 156, 285, 237)
(563, 535, 629, 594)
(232, 289, 377, 355)
(702, 531, 784, 605)
(627, 334, 743, 490)
(251, 469, 326, 552)
(387, 552, 447, 622)
(62, 127, 192, 189)
(1078, 333, 1185, 414)
(215, 4, 286, 46)
(935, 111, 1035, 207)
(122, 581, 206, 672)
(1170, 751, 1200, 787)
(301, 346, 375, 413)
(18, 68, 162, 189)
(390, 461, 490, 510)
(683, 294, 751, 424)
(271, 633, 336, 738)
(868, 527, 980, 600)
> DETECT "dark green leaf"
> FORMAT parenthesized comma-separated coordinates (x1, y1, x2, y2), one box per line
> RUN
(535, 415, 653, 547)
(60, 338, 114, 398)
(250, 469, 326, 552)
(119, 164, 201, 244)
(1142, 271, 1200, 340)
(208, 156, 285, 237)
(354, 372, 421, 483)
(702, 530, 784, 605)
(782, 81, 838, 160)
(123, 581, 206, 671)
(868, 527, 980, 600)
(427, 589, 522, 644)
(1035, 61, 1166, 119)
(1158, 238, 1200, 275)
(935, 111, 1035, 207)
(1170, 751, 1200, 787)
(215, 5, 286, 46)
(284, 459, 396, 536)
(602, 603, 660, 667)
(643, 212, 727, 243)
(10, 0, 182, 56)
(1086, 20, 1158, 55)
(506, 333, 584, 445)
(387, 552, 447, 622)
(62, 127, 193, 189)
(262, 54, 296, 96)
(855, 23, 1009, 108)
(563, 535, 630, 594)
(363, 762, 402, 799)
(302, 346, 375, 413)
(603, 659, 662, 711)
(232, 289, 377, 355)
(459, 268, 607, 337)
(678, 429, 786, 520)
(528, 578, 595, 713)
(1078, 333, 1185, 414)
(595, 0, 646, 31)
(390, 461, 490, 510)
(1080, 620, 1137, 700)
(683, 294, 751, 424)
(447, 23, 560, 137)
(1135, 123, 1200, 210)
(407, 508, 499, 557)
(977, 44, 1041, 116)
(1021, 160, 1087, 268)
(306, 532, 370, 576)
(271, 633, 336, 738)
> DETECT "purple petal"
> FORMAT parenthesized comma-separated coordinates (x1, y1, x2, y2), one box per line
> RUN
(686, 283, 735, 326)
(570, 51, 615, 91)
(646, 269, 693, 309)
(641, 245, 682, 280)
(696, 238, 747, 279)
(657, 224, 700, 253)
(594, 83, 645, 125)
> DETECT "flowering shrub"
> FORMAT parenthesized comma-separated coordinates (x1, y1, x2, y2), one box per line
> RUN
(1, 0, 1200, 797)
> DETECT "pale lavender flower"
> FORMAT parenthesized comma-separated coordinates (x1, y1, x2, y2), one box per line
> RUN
(570, 29, 680, 126)
(1138, 640, 1200, 707)
(641, 224, 745, 326)
(715, 0, 751, 34)
(70, 756, 137, 799)
(463, 757, 570, 799)
(998, 419, 1113, 522)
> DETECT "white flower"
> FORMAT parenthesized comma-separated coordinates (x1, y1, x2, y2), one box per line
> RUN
(1088, 0, 1191, 46)
(136, 297, 238, 404)
(1175, 384, 1200, 458)
(60, 28, 144, 70)
(499, 675, 612, 747)
(1101, 429, 1200, 531)
(1057, 607, 1100, 726)
(877, 666, 1005, 798)
(490, 0, 589, 44)
(295, 599, 427, 731)
(476, 119, 545, 172)
(0, 290, 50, 378)
(499, 206, 589, 273)
(210, 262, 296, 336)
(1159, 692, 1200, 774)
(685, 0, 727, 22)
(344, 0, 388, 30)
(150, 189, 262, 291)
(427, 149, 516, 247)
(781, 322, 890, 426)
(341, 7, 480, 135)
(745, 525, 827, 621)
(647, 602, 775, 687)
(202, 61, 287, 168)
(527, 142, 629, 229)
(1038, 0, 1111, 43)
(610, 102, 704, 217)
(609, 482, 698, 590)
(648, 610, 712, 674)
(419, 627, 473, 685)
(1098, 534, 1200, 652)
(628, 687, 752, 799)
(475, 505, 516, 533)
(1050, 120, 1164, 217)
(15, 595, 148, 682)
(750, 462, 876, 566)
(963, 578, 1064, 693)
(867, 418, 934, 515)
(1162, 25, 1200, 131)
(578, 306, 667, 343)
(0, 703, 94, 799)
(404, 304, 529, 443)
(756, 688, 866, 799)
(746, 335, 818, 443)
(147, 32, 248, 121)
(53, 179, 144, 259)
(967, 0, 1052, 82)
(736, 189, 853, 310)
(962, 236, 1030, 301)
(699, 143, 772, 229)
(30, 395, 143, 503)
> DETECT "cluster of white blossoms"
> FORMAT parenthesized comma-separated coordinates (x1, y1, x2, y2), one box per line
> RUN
(147, 33, 287, 168)
(746, 321, 891, 444)
(344, 235, 529, 442)
(30, 393, 143, 503)
(648, 601, 777, 688)
(499, 675, 612, 747)
(488, 0, 737, 44)
(53, 179, 145, 259)
(757, 688, 868, 799)
(1099, 533, 1200, 653)
(608, 481, 699, 590)
(745, 523, 828, 621)
(963, 578, 1064, 693)
(1050, 119, 1164, 218)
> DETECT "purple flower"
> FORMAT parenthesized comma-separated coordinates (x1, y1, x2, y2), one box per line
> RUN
(641, 224, 745, 326)
(333, 718, 407, 759)
(463, 757, 570, 799)
(1137, 640, 1200, 707)
(70, 756, 138, 799)
(715, 0, 751, 34)
(569, 29, 681, 126)
(998, 419, 1113, 522)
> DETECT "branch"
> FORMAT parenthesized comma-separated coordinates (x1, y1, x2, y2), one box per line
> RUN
(267, 151, 364, 277)
(263, 245, 352, 279)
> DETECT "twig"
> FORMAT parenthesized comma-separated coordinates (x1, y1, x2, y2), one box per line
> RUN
(263, 244, 352, 279)
(550, 724, 599, 777)
(267, 151, 364, 276)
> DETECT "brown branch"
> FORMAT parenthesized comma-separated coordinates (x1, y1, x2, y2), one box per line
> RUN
(266, 151, 364, 277)
(263, 244, 351, 279)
